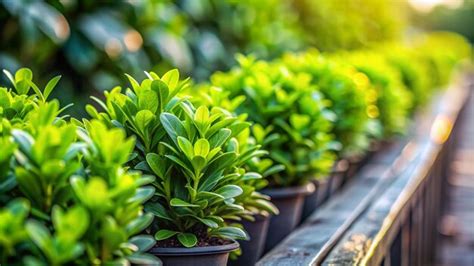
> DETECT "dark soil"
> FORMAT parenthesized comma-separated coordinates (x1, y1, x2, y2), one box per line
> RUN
(154, 227, 232, 248)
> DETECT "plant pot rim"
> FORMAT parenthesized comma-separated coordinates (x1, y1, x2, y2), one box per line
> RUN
(261, 182, 315, 199)
(149, 239, 239, 256)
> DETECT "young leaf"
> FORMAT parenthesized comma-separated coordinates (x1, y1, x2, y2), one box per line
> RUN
(193, 138, 210, 157)
(161, 69, 179, 91)
(44, 75, 61, 100)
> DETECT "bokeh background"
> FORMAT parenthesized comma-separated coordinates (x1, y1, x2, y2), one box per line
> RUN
(1, 0, 472, 116)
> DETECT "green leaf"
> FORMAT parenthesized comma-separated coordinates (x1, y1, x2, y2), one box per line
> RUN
(146, 153, 167, 179)
(154, 229, 178, 241)
(194, 106, 209, 134)
(15, 168, 43, 206)
(125, 73, 141, 93)
(177, 233, 197, 248)
(52, 205, 89, 239)
(211, 226, 248, 240)
(151, 80, 169, 112)
(205, 152, 237, 176)
(135, 110, 155, 133)
(44, 75, 61, 100)
(161, 69, 179, 91)
(7, 198, 30, 217)
(3, 69, 15, 87)
(290, 114, 311, 131)
(177, 136, 194, 160)
(227, 121, 251, 137)
(127, 253, 162, 265)
(242, 172, 262, 180)
(194, 138, 210, 157)
(28, 80, 44, 102)
(14, 68, 33, 94)
(144, 203, 173, 222)
(208, 128, 231, 148)
(215, 185, 243, 199)
(194, 216, 219, 228)
(170, 198, 199, 208)
(191, 156, 206, 171)
(26, 220, 52, 252)
(126, 213, 154, 236)
(254, 198, 280, 215)
(129, 235, 156, 252)
(138, 90, 159, 113)
(165, 155, 193, 177)
(129, 187, 155, 203)
(11, 129, 33, 155)
(160, 113, 186, 146)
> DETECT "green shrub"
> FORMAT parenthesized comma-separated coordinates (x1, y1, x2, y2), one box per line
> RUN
(187, 85, 280, 219)
(380, 44, 432, 111)
(281, 50, 378, 158)
(86, 69, 274, 247)
(206, 55, 338, 187)
(337, 52, 413, 137)
(413, 32, 472, 87)
(73, 120, 157, 264)
(0, 68, 159, 265)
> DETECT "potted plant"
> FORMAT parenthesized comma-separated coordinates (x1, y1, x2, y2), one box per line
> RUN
(338, 52, 413, 139)
(381, 45, 432, 114)
(190, 85, 281, 265)
(281, 51, 380, 218)
(86, 69, 272, 265)
(207, 55, 337, 252)
(0, 68, 159, 265)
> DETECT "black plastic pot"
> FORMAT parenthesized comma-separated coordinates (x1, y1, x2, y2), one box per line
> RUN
(300, 175, 332, 222)
(301, 180, 320, 222)
(261, 183, 314, 253)
(149, 241, 239, 266)
(229, 214, 270, 266)
(328, 159, 349, 196)
(315, 177, 330, 206)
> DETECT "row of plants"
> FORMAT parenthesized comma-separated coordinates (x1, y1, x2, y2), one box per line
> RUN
(0, 0, 406, 116)
(1, 32, 471, 266)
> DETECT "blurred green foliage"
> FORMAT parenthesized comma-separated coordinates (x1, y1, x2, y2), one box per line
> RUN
(0, 0, 406, 115)
(292, 0, 406, 51)
(411, 0, 474, 43)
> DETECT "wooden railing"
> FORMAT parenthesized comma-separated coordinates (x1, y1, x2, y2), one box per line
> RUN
(257, 75, 472, 266)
